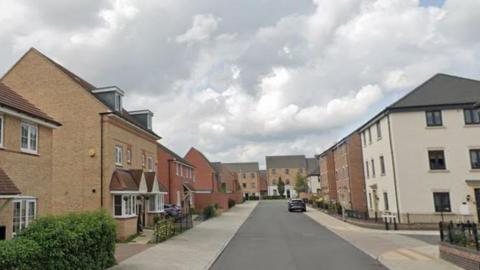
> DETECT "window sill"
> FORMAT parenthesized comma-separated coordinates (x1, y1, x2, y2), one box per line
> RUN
(114, 215, 137, 219)
(428, 169, 450, 173)
(115, 163, 123, 167)
(425, 126, 445, 129)
(20, 149, 39, 156)
(470, 169, 480, 173)
(464, 124, 480, 128)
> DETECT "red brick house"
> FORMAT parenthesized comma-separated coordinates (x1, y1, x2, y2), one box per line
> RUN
(211, 162, 239, 193)
(157, 143, 195, 212)
(184, 147, 218, 194)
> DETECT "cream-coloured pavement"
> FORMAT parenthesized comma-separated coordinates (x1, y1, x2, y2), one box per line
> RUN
(305, 207, 462, 270)
(111, 201, 258, 270)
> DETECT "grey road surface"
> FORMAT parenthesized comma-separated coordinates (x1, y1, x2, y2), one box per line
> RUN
(210, 200, 388, 270)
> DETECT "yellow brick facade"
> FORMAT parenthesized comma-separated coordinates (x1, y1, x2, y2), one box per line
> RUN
(238, 171, 260, 195)
(2, 49, 160, 240)
(0, 113, 54, 239)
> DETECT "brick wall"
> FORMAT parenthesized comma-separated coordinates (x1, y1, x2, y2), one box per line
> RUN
(347, 133, 368, 212)
(440, 242, 480, 270)
(194, 192, 243, 212)
(319, 150, 337, 202)
(185, 148, 216, 192)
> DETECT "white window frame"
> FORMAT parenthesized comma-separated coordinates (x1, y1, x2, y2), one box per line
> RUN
(12, 198, 37, 236)
(142, 154, 146, 168)
(176, 163, 180, 176)
(112, 194, 137, 218)
(20, 122, 38, 154)
(148, 194, 165, 213)
(0, 114, 3, 147)
(115, 145, 123, 166)
(147, 157, 153, 172)
(127, 148, 132, 164)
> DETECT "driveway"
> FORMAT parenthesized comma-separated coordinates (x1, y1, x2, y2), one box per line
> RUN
(210, 200, 387, 270)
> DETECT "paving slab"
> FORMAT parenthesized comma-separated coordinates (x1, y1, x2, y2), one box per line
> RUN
(305, 207, 462, 270)
(111, 201, 258, 270)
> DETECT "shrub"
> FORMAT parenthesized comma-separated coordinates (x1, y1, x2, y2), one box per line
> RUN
(214, 203, 220, 210)
(0, 239, 42, 270)
(16, 210, 116, 270)
(228, 199, 236, 208)
(264, 195, 285, 200)
(203, 205, 216, 220)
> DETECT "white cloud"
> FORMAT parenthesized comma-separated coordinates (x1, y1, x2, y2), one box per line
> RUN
(176, 14, 220, 44)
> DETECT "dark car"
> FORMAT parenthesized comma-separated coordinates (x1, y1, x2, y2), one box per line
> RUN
(288, 199, 306, 212)
(164, 204, 181, 217)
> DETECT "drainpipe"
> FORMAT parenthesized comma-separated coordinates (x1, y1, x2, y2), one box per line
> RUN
(168, 159, 174, 204)
(387, 114, 401, 223)
(99, 113, 105, 208)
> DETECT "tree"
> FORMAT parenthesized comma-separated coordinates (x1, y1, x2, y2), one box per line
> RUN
(277, 177, 285, 197)
(294, 173, 308, 195)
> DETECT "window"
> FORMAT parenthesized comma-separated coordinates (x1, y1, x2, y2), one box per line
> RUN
(464, 109, 480, 125)
(147, 157, 153, 172)
(115, 145, 123, 166)
(115, 93, 122, 111)
(426, 110, 442, 126)
(176, 163, 180, 176)
(0, 114, 3, 147)
(379, 156, 386, 175)
(371, 159, 376, 177)
(433, 192, 451, 212)
(126, 148, 132, 164)
(367, 128, 372, 144)
(368, 193, 372, 209)
(242, 183, 247, 188)
(149, 194, 164, 213)
(362, 132, 367, 147)
(272, 169, 276, 174)
(113, 194, 136, 217)
(13, 199, 36, 235)
(142, 154, 146, 168)
(365, 161, 370, 178)
(285, 169, 290, 174)
(242, 173, 246, 179)
(250, 183, 256, 188)
(470, 149, 480, 169)
(429, 150, 446, 170)
(250, 173, 255, 178)
(376, 122, 382, 139)
(383, 192, 389, 211)
(20, 122, 38, 153)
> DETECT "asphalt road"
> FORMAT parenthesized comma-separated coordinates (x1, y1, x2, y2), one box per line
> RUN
(210, 200, 388, 270)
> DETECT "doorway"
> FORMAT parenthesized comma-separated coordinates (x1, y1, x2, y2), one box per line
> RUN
(474, 188, 480, 221)
(137, 202, 145, 232)
(286, 190, 291, 198)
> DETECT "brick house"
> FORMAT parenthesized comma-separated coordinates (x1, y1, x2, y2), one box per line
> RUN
(223, 162, 260, 198)
(0, 82, 61, 240)
(259, 170, 268, 198)
(318, 148, 338, 203)
(266, 155, 307, 198)
(157, 143, 195, 212)
(2, 48, 163, 240)
(211, 162, 239, 194)
(332, 132, 367, 213)
(306, 157, 321, 195)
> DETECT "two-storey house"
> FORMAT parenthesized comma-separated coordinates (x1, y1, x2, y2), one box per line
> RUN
(0, 82, 60, 239)
(211, 162, 239, 194)
(2, 48, 163, 240)
(157, 143, 196, 212)
(266, 155, 307, 198)
(360, 74, 480, 223)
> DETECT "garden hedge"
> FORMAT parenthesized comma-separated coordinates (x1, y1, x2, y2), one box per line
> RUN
(0, 211, 116, 270)
(0, 239, 41, 270)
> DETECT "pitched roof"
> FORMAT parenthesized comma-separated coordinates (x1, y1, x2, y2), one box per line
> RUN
(306, 158, 319, 176)
(210, 162, 223, 174)
(222, 162, 259, 173)
(0, 82, 60, 126)
(157, 143, 194, 167)
(109, 169, 139, 191)
(25, 48, 159, 138)
(266, 155, 306, 169)
(0, 167, 21, 195)
(389, 74, 480, 109)
(144, 172, 168, 193)
(185, 147, 215, 171)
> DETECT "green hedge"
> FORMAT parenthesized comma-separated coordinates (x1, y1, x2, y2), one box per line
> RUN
(263, 195, 285, 200)
(203, 205, 216, 220)
(228, 199, 236, 208)
(0, 239, 42, 270)
(0, 211, 116, 270)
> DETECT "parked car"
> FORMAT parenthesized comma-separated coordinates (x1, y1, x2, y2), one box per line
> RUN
(164, 204, 181, 217)
(288, 199, 306, 212)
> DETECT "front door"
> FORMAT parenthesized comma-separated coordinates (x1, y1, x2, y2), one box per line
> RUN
(474, 188, 480, 221)
(0, 225, 5, 240)
(286, 190, 291, 198)
(137, 203, 144, 232)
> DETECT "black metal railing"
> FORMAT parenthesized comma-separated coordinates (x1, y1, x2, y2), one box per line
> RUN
(344, 209, 369, 220)
(154, 213, 193, 243)
(439, 221, 480, 250)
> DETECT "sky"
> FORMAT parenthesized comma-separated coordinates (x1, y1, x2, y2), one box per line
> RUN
(1, 0, 479, 167)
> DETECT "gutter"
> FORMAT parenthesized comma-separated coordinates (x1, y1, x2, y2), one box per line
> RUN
(100, 113, 105, 208)
(387, 114, 401, 222)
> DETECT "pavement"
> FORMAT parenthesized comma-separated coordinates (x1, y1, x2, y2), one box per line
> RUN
(305, 206, 462, 270)
(210, 200, 387, 270)
(111, 201, 258, 270)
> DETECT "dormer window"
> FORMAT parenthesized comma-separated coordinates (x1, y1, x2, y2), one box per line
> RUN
(115, 93, 122, 112)
(129, 110, 154, 130)
(91, 86, 125, 112)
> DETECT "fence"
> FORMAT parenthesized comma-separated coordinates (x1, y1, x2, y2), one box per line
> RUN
(154, 213, 193, 243)
(439, 221, 480, 250)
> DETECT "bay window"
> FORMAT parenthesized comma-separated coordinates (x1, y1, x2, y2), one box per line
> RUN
(20, 122, 38, 153)
(112, 194, 136, 218)
(149, 194, 164, 213)
(13, 199, 36, 235)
